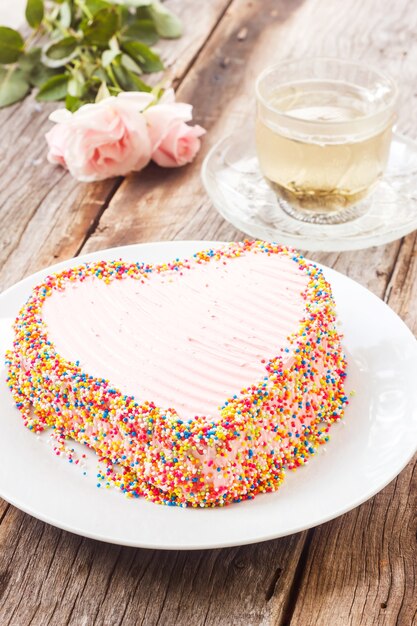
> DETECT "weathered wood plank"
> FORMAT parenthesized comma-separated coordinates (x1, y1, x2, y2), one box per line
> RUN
(78, 1, 417, 625)
(0, 503, 306, 626)
(0, 0, 233, 531)
(82, 0, 305, 253)
(384, 231, 417, 329)
(0, 4, 314, 626)
(1, 0, 416, 625)
(290, 10, 417, 617)
(82, 0, 417, 256)
(0, 0, 233, 562)
(152, 0, 233, 89)
(285, 243, 417, 626)
(288, 458, 417, 626)
(0, 0, 233, 292)
(0, 3, 310, 626)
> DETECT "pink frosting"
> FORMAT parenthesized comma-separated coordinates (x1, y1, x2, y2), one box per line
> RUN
(42, 251, 308, 421)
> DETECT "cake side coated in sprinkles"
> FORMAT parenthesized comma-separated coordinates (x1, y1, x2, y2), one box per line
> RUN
(5, 240, 348, 507)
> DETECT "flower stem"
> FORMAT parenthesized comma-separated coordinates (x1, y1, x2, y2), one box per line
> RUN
(75, 0, 93, 21)
(106, 64, 121, 91)
(24, 26, 42, 50)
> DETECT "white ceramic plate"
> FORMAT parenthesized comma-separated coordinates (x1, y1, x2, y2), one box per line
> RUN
(1, 241, 416, 550)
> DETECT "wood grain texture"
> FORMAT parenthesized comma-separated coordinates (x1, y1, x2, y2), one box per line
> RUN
(83, 0, 417, 257)
(0, 0, 232, 292)
(0, 0, 416, 624)
(287, 461, 417, 626)
(0, 506, 307, 626)
(78, 0, 417, 624)
(78, 2, 417, 625)
(283, 236, 417, 626)
(82, 0, 305, 253)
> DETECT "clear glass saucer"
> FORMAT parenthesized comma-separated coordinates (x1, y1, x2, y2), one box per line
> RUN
(201, 131, 417, 251)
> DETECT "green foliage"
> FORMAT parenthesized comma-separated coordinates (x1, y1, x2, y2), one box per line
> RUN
(0, 0, 182, 109)
(0, 67, 30, 107)
(148, 1, 182, 38)
(0, 27, 25, 64)
(19, 48, 61, 87)
(122, 19, 158, 46)
(121, 41, 163, 73)
(36, 74, 68, 101)
(25, 0, 44, 29)
(83, 8, 120, 46)
(43, 37, 78, 63)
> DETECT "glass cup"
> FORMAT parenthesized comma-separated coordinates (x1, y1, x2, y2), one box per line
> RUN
(255, 58, 398, 224)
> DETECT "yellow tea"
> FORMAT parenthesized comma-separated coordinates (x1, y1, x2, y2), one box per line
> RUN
(255, 61, 397, 222)
(256, 80, 392, 210)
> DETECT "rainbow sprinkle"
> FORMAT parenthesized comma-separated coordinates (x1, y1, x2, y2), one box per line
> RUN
(5, 241, 348, 507)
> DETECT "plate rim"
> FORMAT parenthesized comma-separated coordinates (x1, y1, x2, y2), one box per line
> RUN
(201, 132, 417, 252)
(1, 239, 416, 550)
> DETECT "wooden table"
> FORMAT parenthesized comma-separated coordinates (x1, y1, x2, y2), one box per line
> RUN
(1, 1, 416, 624)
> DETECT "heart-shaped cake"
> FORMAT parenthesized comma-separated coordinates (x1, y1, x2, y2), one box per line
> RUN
(6, 241, 347, 506)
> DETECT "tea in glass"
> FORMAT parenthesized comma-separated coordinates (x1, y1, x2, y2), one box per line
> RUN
(255, 59, 397, 223)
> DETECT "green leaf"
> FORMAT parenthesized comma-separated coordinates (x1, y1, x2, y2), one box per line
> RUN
(65, 93, 84, 111)
(102, 48, 120, 67)
(36, 73, 68, 101)
(108, 35, 120, 52)
(125, 72, 152, 92)
(30, 64, 61, 88)
(0, 66, 30, 107)
(18, 47, 41, 73)
(68, 70, 85, 97)
(0, 27, 25, 64)
(116, 5, 131, 26)
(59, 2, 72, 29)
(85, 0, 112, 14)
(25, 0, 44, 29)
(93, 66, 108, 82)
(148, 1, 181, 38)
(67, 79, 82, 97)
(95, 80, 110, 102)
(121, 41, 163, 73)
(83, 8, 119, 47)
(123, 19, 159, 45)
(107, 0, 152, 5)
(42, 37, 78, 68)
(121, 53, 142, 75)
(82, 76, 104, 99)
(45, 36, 78, 60)
(135, 7, 152, 20)
(112, 63, 151, 92)
(18, 48, 61, 87)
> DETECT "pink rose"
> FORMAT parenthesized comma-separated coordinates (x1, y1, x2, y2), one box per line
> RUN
(45, 92, 154, 182)
(45, 115, 72, 168)
(145, 89, 206, 167)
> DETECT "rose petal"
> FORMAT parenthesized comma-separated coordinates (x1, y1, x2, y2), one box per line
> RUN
(152, 122, 205, 168)
(45, 89, 201, 182)
(145, 102, 193, 151)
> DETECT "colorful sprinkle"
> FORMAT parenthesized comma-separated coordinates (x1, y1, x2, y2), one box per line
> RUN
(5, 241, 348, 507)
